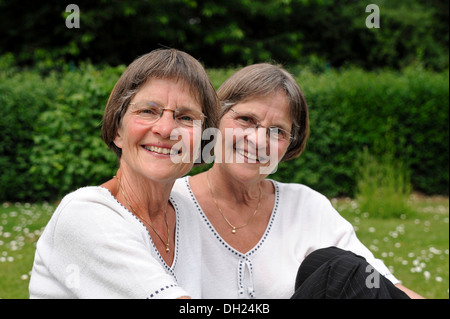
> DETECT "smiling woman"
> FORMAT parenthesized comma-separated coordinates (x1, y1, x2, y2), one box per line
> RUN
(28, 48, 220, 299)
(173, 63, 423, 299)
(112, 78, 204, 183)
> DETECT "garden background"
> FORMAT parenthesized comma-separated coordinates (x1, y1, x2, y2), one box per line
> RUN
(0, 0, 448, 299)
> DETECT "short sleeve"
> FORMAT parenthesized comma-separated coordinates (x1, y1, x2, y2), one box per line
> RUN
(35, 190, 190, 298)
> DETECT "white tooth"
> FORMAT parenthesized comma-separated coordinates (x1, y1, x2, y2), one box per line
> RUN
(245, 152, 258, 161)
(145, 146, 173, 155)
(237, 149, 258, 161)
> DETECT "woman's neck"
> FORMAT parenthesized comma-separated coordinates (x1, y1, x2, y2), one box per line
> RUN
(107, 165, 174, 220)
(206, 164, 263, 205)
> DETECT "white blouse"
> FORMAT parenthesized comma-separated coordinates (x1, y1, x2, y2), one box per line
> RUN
(29, 186, 202, 299)
(173, 176, 399, 299)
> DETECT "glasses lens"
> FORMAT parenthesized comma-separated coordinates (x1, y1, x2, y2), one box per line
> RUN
(131, 102, 161, 122)
(230, 110, 257, 129)
(268, 127, 292, 141)
(231, 108, 293, 142)
(174, 109, 204, 127)
(131, 102, 205, 127)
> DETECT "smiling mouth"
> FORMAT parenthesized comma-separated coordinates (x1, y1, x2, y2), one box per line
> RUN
(235, 148, 268, 162)
(143, 145, 180, 156)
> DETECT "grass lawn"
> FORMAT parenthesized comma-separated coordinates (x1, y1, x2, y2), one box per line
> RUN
(0, 195, 448, 299)
(334, 194, 449, 299)
(0, 201, 55, 298)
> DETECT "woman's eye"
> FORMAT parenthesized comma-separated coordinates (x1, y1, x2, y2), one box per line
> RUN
(269, 127, 290, 140)
(140, 107, 159, 115)
(238, 116, 255, 123)
(178, 114, 194, 122)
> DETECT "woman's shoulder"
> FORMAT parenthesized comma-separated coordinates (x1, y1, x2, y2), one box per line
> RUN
(172, 176, 200, 207)
(172, 176, 190, 194)
(50, 186, 128, 231)
(270, 179, 329, 203)
(269, 180, 339, 228)
(65, 185, 114, 199)
(57, 186, 119, 212)
(170, 180, 202, 221)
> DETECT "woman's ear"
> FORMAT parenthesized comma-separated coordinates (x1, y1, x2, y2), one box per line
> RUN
(113, 130, 123, 149)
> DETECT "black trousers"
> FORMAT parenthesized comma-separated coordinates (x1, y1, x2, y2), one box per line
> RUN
(291, 247, 410, 299)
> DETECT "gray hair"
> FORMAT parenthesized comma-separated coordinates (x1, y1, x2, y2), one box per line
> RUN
(101, 48, 220, 163)
(217, 63, 309, 161)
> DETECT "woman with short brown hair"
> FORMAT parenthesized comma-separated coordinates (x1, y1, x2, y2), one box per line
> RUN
(30, 49, 220, 299)
(174, 63, 422, 299)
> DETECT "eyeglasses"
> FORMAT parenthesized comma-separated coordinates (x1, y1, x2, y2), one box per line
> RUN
(229, 108, 295, 142)
(129, 101, 206, 128)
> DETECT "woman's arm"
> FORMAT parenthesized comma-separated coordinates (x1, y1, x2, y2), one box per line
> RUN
(395, 284, 425, 299)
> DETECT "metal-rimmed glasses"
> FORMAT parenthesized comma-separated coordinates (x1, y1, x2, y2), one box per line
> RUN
(128, 101, 206, 128)
(229, 108, 295, 143)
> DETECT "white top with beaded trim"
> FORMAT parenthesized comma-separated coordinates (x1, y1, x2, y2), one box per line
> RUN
(172, 176, 400, 299)
(29, 186, 201, 299)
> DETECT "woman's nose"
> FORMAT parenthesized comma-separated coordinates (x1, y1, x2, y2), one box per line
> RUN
(151, 110, 178, 137)
(246, 127, 269, 145)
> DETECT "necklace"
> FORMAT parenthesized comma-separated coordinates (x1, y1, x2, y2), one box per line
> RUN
(115, 176, 171, 253)
(206, 171, 262, 234)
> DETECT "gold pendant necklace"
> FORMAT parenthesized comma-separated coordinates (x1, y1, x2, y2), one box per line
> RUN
(206, 171, 262, 234)
(115, 176, 170, 253)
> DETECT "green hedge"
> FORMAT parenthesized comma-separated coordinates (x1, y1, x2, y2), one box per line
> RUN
(273, 66, 449, 197)
(1, 0, 448, 71)
(0, 59, 124, 201)
(1, 60, 448, 202)
(28, 64, 125, 200)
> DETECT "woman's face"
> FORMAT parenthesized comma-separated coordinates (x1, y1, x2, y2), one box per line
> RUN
(217, 90, 293, 182)
(114, 78, 202, 183)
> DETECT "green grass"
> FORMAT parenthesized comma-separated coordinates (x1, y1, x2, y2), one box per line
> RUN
(334, 194, 449, 299)
(0, 202, 55, 299)
(355, 146, 414, 219)
(0, 196, 448, 299)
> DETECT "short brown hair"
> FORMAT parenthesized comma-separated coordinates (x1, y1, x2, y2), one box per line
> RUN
(101, 48, 220, 163)
(217, 63, 309, 161)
